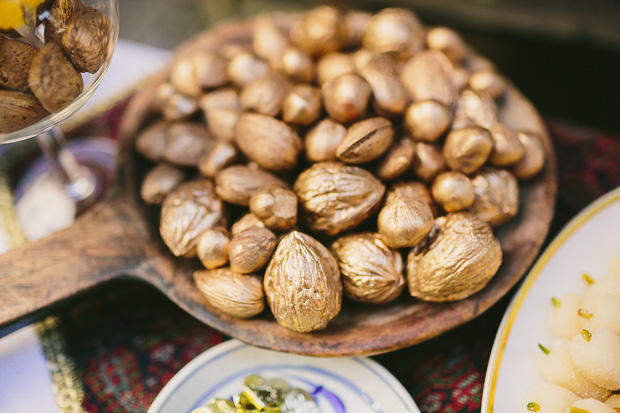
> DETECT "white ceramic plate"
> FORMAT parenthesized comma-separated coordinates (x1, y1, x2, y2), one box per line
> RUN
(481, 186, 620, 412)
(148, 339, 420, 413)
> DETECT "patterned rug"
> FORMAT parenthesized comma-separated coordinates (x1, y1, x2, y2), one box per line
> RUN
(5, 99, 620, 413)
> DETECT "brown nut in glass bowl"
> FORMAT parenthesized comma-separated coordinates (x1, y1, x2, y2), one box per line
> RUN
(121, 6, 556, 354)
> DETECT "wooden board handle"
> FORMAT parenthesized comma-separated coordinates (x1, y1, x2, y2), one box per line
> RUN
(0, 199, 146, 326)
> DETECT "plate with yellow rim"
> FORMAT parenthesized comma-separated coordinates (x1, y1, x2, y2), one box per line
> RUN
(481, 186, 620, 413)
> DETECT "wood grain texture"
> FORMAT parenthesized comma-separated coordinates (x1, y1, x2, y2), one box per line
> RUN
(0, 15, 557, 356)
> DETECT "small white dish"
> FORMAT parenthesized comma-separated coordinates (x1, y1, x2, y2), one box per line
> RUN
(482, 186, 620, 412)
(148, 339, 420, 413)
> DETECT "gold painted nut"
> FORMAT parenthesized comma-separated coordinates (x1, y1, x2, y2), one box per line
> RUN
(249, 185, 298, 232)
(170, 51, 228, 97)
(375, 136, 416, 181)
(470, 167, 519, 227)
(412, 142, 446, 182)
(336, 117, 394, 164)
(228, 51, 270, 87)
(443, 126, 494, 175)
(404, 100, 452, 142)
(282, 84, 321, 126)
(322, 73, 372, 124)
(431, 171, 475, 212)
(512, 131, 546, 179)
(280, 47, 315, 83)
(228, 227, 277, 274)
(215, 164, 287, 206)
(290, 6, 347, 57)
(304, 118, 347, 163)
(141, 163, 185, 205)
(197, 228, 231, 270)
(378, 196, 434, 249)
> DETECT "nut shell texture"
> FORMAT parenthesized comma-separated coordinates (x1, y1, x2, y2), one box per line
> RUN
(378, 197, 434, 248)
(294, 162, 385, 235)
(331, 233, 405, 304)
(443, 126, 493, 175)
(407, 212, 502, 302)
(160, 180, 225, 256)
(61, 7, 111, 73)
(264, 231, 342, 333)
(0, 38, 37, 90)
(215, 165, 287, 206)
(29, 42, 84, 113)
(470, 167, 519, 227)
(194, 268, 264, 318)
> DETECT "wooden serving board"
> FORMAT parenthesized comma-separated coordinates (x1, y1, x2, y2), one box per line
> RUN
(0, 15, 557, 356)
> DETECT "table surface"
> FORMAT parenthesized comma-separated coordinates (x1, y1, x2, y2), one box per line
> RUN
(1, 33, 620, 413)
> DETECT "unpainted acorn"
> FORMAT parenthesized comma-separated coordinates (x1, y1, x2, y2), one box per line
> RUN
(253, 15, 289, 67)
(378, 196, 434, 249)
(336, 117, 394, 164)
(228, 52, 269, 87)
(170, 51, 228, 96)
(280, 47, 315, 83)
(282, 84, 321, 126)
(361, 8, 424, 58)
(194, 268, 264, 318)
(141, 163, 185, 205)
(231, 213, 266, 236)
(375, 136, 416, 181)
(404, 100, 452, 142)
(294, 162, 385, 235)
(358, 54, 408, 116)
(161, 92, 199, 121)
(470, 167, 519, 227)
(290, 6, 347, 57)
(44, 0, 82, 44)
(160, 180, 226, 257)
(316, 52, 355, 85)
(197, 228, 230, 269)
(304, 118, 347, 163)
(0, 90, 49, 133)
(215, 164, 287, 206)
(412, 142, 446, 182)
(29, 42, 84, 113)
(489, 123, 524, 166)
(204, 108, 240, 142)
(453, 88, 497, 130)
(512, 131, 546, 179)
(197, 141, 237, 178)
(163, 122, 212, 167)
(322, 73, 372, 124)
(264, 230, 342, 333)
(331, 232, 405, 304)
(234, 113, 302, 172)
(443, 126, 494, 175)
(401, 50, 455, 106)
(407, 212, 502, 302)
(0, 38, 37, 90)
(60, 7, 111, 73)
(249, 185, 298, 232)
(239, 73, 290, 117)
(431, 171, 475, 212)
(469, 70, 506, 99)
(134, 120, 168, 161)
(228, 227, 277, 274)
(386, 181, 437, 216)
(426, 26, 467, 64)
(198, 88, 241, 113)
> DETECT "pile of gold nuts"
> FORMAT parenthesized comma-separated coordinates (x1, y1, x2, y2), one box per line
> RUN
(0, 0, 111, 133)
(190, 374, 319, 413)
(135, 6, 547, 333)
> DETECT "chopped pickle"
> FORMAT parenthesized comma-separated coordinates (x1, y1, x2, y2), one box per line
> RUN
(527, 402, 541, 412)
(538, 344, 551, 355)
(580, 329, 592, 342)
(582, 273, 595, 285)
(577, 308, 593, 320)
(197, 373, 318, 413)
(569, 407, 589, 413)
(551, 297, 561, 308)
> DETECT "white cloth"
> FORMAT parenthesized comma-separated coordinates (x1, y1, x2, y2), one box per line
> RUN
(0, 39, 172, 412)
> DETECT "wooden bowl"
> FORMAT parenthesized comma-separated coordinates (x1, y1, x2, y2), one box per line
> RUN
(0, 15, 557, 356)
